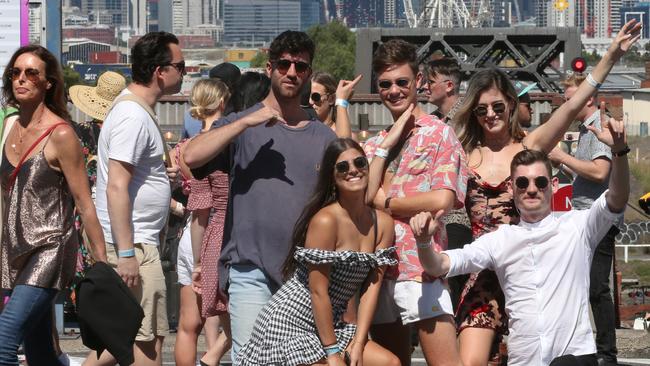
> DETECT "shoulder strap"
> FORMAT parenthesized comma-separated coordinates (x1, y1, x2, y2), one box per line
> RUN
(6, 122, 68, 192)
(110, 93, 171, 164)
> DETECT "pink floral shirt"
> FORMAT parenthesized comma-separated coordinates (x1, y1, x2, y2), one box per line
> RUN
(364, 114, 468, 282)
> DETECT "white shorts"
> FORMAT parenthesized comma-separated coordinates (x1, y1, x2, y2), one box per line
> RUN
(372, 279, 454, 325)
(176, 217, 194, 286)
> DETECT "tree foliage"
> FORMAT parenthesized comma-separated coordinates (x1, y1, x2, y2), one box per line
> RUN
(63, 66, 85, 91)
(582, 49, 601, 66)
(307, 21, 356, 80)
(250, 51, 268, 68)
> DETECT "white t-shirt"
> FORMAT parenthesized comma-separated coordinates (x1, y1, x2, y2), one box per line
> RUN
(95, 89, 171, 246)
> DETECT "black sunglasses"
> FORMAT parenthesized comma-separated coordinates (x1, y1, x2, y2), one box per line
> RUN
(164, 61, 186, 74)
(515, 176, 549, 190)
(377, 78, 411, 90)
(310, 92, 330, 103)
(473, 101, 507, 117)
(9, 67, 41, 83)
(273, 59, 311, 75)
(335, 156, 368, 175)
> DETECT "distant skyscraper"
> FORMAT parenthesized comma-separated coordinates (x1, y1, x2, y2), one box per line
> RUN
(171, 0, 219, 33)
(81, 0, 128, 26)
(130, 0, 148, 35)
(301, 0, 321, 30)
(384, 0, 396, 25)
(223, 0, 301, 44)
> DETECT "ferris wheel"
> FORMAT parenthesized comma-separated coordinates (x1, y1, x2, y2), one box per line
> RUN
(403, 0, 494, 28)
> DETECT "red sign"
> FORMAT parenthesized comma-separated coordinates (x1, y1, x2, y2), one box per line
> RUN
(552, 184, 573, 212)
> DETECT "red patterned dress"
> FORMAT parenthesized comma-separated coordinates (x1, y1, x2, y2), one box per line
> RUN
(187, 169, 229, 317)
(456, 169, 519, 345)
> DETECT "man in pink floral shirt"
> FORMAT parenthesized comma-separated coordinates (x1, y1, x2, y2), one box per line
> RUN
(365, 39, 468, 366)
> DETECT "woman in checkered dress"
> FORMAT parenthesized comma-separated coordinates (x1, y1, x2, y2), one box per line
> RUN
(237, 138, 400, 366)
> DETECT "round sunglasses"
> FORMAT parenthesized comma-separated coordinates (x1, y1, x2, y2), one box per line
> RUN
(335, 156, 368, 175)
(514, 176, 549, 190)
(473, 101, 507, 117)
(310, 92, 331, 103)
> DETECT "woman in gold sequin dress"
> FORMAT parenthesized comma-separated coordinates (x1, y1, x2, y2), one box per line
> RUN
(0, 45, 107, 365)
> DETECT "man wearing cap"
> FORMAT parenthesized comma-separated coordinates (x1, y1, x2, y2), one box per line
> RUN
(182, 63, 241, 138)
(515, 82, 536, 128)
(548, 73, 619, 365)
(86, 32, 185, 366)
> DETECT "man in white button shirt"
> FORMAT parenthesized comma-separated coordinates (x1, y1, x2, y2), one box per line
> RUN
(409, 110, 629, 366)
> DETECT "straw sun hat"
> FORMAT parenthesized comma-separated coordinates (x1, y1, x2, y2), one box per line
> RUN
(69, 71, 127, 121)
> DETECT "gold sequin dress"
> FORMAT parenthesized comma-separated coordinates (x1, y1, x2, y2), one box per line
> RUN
(1, 147, 78, 290)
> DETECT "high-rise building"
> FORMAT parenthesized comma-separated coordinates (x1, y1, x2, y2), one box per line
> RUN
(223, 0, 301, 44)
(384, 0, 396, 25)
(171, 0, 220, 33)
(81, 0, 128, 26)
(621, 2, 649, 38)
(301, 0, 321, 30)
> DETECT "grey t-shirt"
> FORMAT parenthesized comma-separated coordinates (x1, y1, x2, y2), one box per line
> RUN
(193, 103, 336, 290)
(571, 110, 612, 210)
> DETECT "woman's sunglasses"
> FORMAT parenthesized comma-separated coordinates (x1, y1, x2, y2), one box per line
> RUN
(335, 156, 368, 175)
(310, 92, 330, 103)
(9, 67, 41, 83)
(473, 101, 507, 117)
(514, 176, 549, 190)
(377, 78, 411, 91)
(273, 59, 311, 75)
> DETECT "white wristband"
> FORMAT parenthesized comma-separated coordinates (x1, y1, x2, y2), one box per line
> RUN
(335, 98, 349, 108)
(416, 240, 432, 249)
(375, 148, 389, 159)
(175, 201, 184, 214)
(586, 73, 602, 89)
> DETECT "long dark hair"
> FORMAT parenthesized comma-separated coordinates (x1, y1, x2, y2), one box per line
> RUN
(2, 45, 70, 121)
(282, 138, 364, 279)
(452, 68, 525, 153)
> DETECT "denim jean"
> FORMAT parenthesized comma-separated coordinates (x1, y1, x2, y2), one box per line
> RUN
(228, 264, 274, 362)
(590, 226, 619, 365)
(0, 285, 62, 366)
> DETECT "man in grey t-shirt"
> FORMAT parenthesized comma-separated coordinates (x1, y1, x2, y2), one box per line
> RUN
(549, 74, 618, 365)
(184, 31, 336, 360)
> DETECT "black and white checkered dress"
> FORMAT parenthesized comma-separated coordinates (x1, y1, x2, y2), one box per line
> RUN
(236, 246, 397, 366)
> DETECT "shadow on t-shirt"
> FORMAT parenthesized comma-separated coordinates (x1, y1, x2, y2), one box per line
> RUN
(231, 139, 294, 195)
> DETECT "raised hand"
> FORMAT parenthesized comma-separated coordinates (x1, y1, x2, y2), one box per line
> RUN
(609, 18, 642, 61)
(409, 210, 445, 244)
(586, 102, 627, 152)
(379, 104, 415, 149)
(336, 74, 363, 101)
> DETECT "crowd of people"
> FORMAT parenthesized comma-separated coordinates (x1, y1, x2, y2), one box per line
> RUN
(0, 18, 641, 366)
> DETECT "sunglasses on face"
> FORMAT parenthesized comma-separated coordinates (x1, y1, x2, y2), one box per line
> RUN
(9, 67, 41, 83)
(473, 101, 507, 117)
(310, 92, 330, 103)
(164, 61, 186, 74)
(273, 59, 311, 75)
(377, 78, 411, 91)
(335, 156, 369, 175)
(514, 176, 549, 190)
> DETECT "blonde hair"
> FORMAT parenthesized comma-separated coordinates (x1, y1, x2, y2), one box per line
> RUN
(189, 79, 231, 121)
(452, 68, 525, 153)
(561, 73, 587, 89)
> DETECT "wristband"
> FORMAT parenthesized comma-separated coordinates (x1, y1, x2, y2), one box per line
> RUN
(118, 248, 136, 258)
(175, 201, 184, 214)
(416, 240, 432, 249)
(324, 344, 341, 356)
(586, 73, 602, 90)
(335, 98, 349, 108)
(612, 146, 630, 157)
(384, 197, 392, 210)
(375, 148, 389, 159)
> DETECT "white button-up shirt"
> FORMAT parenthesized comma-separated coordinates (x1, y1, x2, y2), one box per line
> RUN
(444, 192, 622, 365)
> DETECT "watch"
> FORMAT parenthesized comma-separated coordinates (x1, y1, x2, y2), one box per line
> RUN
(612, 146, 630, 157)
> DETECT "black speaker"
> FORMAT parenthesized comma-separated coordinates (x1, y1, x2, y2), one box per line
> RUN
(358, 113, 369, 131)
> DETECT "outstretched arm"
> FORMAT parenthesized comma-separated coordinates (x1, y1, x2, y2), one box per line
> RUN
(525, 19, 641, 153)
(586, 104, 629, 213)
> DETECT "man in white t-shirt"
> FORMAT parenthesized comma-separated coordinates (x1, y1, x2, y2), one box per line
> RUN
(85, 32, 185, 366)
(410, 112, 629, 366)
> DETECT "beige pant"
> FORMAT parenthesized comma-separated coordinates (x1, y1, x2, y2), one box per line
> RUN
(106, 243, 169, 341)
